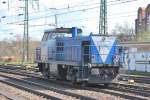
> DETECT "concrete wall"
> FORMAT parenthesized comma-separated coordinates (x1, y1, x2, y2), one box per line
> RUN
(124, 47, 150, 72)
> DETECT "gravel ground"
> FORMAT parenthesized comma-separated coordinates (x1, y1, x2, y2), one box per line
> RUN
(0, 72, 126, 100)
(0, 73, 78, 100)
(0, 82, 47, 100)
(0, 95, 9, 100)
(67, 89, 125, 100)
(0, 81, 125, 100)
(1, 67, 149, 100)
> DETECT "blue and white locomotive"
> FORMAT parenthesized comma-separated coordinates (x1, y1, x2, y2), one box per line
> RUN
(35, 27, 122, 85)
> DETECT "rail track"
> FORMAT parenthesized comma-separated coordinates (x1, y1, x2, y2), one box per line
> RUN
(0, 81, 61, 100)
(0, 93, 12, 100)
(109, 83, 150, 97)
(0, 64, 37, 71)
(2, 64, 149, 84)
(84, 86, 149, 100)
(0, 88, 32, 100)
(0, 70, 95, 100)
(119, 74, 150, 84)
(0, 65, 150, 100)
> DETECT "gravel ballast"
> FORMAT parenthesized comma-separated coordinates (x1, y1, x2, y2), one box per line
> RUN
(0, 82, 47, 100)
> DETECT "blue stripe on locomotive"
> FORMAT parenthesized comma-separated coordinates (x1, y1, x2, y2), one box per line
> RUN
(90, 36, 117, 64)
(105, 40, 117, 64)
(90, 37, 103, 64)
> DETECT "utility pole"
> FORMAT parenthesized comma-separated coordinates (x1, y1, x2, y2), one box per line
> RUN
(99, 0, 107, 35)
(49, 8, 58, 28)
(22, 0, 29, 63)
(55, 14, 58, 28)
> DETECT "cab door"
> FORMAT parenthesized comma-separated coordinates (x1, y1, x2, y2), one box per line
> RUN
(82, 41, 90, 64)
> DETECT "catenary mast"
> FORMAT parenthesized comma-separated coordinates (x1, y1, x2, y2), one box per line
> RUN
(99, 0, 107, 35)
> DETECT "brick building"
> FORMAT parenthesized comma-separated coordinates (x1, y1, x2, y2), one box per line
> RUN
(135, 4, 150, 38)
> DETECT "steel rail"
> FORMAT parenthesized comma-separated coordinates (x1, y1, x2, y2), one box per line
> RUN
(83, 86, 148, 100)
(0, 79, 61, 100)
(110, 83, 150, 97)
(0, 93, 13, 100)
(0, 64, 37, 71)
(119, 75, 150, 84)
(0, 66, 146, 100)
(0, 72, 96, 100)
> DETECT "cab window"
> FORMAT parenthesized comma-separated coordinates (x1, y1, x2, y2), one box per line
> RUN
(42, 33, 49, 41)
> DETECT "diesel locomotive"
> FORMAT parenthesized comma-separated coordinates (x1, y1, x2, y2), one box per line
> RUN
(35, 27, 122, 85)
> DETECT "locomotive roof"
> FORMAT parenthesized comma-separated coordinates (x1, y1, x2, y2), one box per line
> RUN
(44, 28, 82, 34)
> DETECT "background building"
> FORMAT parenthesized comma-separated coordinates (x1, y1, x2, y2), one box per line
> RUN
(135, 4, 150, 40)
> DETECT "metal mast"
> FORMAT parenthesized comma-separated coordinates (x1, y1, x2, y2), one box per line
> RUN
(22, 0, 29, 63)
(99, 0, 107, 35)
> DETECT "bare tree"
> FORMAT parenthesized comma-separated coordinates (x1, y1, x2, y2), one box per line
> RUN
(0, 36, 40, 63)
(111, 22, 135, 42)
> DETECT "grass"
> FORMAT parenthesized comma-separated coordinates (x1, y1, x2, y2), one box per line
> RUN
(0, 61, 36, 67)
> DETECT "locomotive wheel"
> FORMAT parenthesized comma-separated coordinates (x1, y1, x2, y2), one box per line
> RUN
(104, 83, 109, 87)
(42, 63, 49, 79)
(58, 65, 67, 80)
(71, 75, 77, 86)
(81, 81, 88, 87)
(42, 71, 49, 79)
(70, 68, 78, 86)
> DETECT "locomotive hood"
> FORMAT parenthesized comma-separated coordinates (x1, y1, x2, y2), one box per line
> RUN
(90, 35, 117, 64)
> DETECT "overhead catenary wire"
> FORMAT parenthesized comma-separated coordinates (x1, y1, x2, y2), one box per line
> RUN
(0, 12, 137, 33)
(0, 14, 136, 34)
(0, 0, 137, 18)
(27, 0, 137, 15)
(0, 0, 139, 35)
(0, 0, 102, 18)
(58, 13, 136, 24)
(5, 10, 136, 25)
(3, 0, 138, 25)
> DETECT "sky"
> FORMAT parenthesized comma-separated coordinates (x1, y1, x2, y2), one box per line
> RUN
(0, 0, 150, 40)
